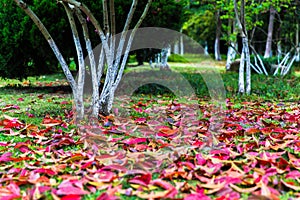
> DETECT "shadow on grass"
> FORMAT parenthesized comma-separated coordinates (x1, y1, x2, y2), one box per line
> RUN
(0, 85, 72, 94)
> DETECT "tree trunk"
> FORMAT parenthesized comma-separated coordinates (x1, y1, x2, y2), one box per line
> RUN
(244, 38, 251, 94)
(238, 46, 245, 93)
(204, 41, 209, 55)
(296, 23, 300, 61)
(174, 41, 179, 54)
(234, 0, 251, 94)
(215, 9, 222, 61)
(180, 35, 184, 55)
(264, 6, 276, 58)
(15, 0, 153, 121)
(160, 45, 170, 70)
(226, 19, 237, 70)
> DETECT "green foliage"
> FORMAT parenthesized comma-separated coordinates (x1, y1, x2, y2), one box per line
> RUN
(0, 0, 75, 79)
(182, 5, 215, 44)
(1, 0, 184, 79)
(131, 69, 300, 101)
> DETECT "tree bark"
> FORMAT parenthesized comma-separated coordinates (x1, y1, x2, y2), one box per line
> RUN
(160, 45, 171, 70)
(296, 22, 299, 61)
(63, 3, 85, 120)
(180, 35, 184, 55)
(215, 9, 222, 61)
(226, 19, 237, 70)
(15, 0, 153, 120)
(264, 6, 276, 58)
(234, 0, 251, 94)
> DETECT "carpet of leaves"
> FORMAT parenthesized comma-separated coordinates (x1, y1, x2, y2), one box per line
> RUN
(0, 96, 300, 200)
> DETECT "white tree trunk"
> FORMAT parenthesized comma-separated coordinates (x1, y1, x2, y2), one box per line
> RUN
(234, 0, 251, 94)
(204, 41, 209, 55)
(180, 35, 184, 55)
(296, 23, 300, 62)
(226, 43, 237, 70)
(264, 6, 276, 58)
(174, 41, 179, 54)
(214, 10, 222, 61)
(160, 45, 171, 69)
(226, 19, 237, 70)
(238, 46, 245, 93)
(244, 38, 251, 94)
(277, 41, 282, 58)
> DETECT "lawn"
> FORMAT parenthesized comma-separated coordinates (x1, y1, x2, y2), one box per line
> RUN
(0, 59, 300, 199)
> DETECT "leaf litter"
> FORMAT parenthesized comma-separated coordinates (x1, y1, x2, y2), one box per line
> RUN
(0, 96, 300, 199)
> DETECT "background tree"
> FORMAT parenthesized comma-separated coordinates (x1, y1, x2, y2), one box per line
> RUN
(0, 0, 74, 79)
(234, 0, 251, 94)
(134, 0, 185, 66)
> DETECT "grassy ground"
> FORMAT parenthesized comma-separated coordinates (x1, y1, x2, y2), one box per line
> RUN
(0, 57, 300, 199)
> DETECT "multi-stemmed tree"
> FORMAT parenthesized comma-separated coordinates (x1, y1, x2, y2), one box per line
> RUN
(14, 0, 152, 121)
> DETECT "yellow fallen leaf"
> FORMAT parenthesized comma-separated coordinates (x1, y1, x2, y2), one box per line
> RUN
(281, 179, 300, 191)
(230, 184, 259, 193)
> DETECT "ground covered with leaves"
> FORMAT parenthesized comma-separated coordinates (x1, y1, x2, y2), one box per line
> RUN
(0, 81, 300, 200)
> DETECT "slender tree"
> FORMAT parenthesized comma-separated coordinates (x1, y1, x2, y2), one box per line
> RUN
(264, 6, 276, 58)
(234, 0, 251, 94)
(215, 9, 222, 61)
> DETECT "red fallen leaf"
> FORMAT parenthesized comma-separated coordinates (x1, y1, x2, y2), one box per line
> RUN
(7, 182, 20, 196)
(64, 153, 85, 163)
(38, 186, 51, 193)
(41, 117, 62, 127)
(134, 117, 147, 124)
(1, 104, 20, 112)
(276, 158, 289, 170)
(196, 154, 207, 165)
(56, 186, 89, 195)
(135, 144, 148, 151)
(60, 101, 69, 105)
(81, 161, 94, 170)
(0, 142, 9, 146)
(56, 138, 75, 146)
(96, 192, 118, 200)
(0, 182, 21, 199)
(178, 162, 195, 170)
(286, 170, 300, 179)
(33, 168, 57, 176)
(122, 138, 147, 145)
(14, 142, 31, 153)
(245, 127, 260, 135)
(261, 127, 272, 135)
(96, 193, 110, 200)
(0, 119, 23, 129)
(184, 193, 211, 200)
(215, 196, 231, 200)
(94, 171, 115, 182)
(0, 152, 12, 162)
(151, 179, 175, 190)
(157, 127, 178, 137)
(192, 140, 204, 147)
(281, 179, 300, 191)
(61, 195, 81, 200)
(129, 173, 152, 186)
(35, 176, 50, 185)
